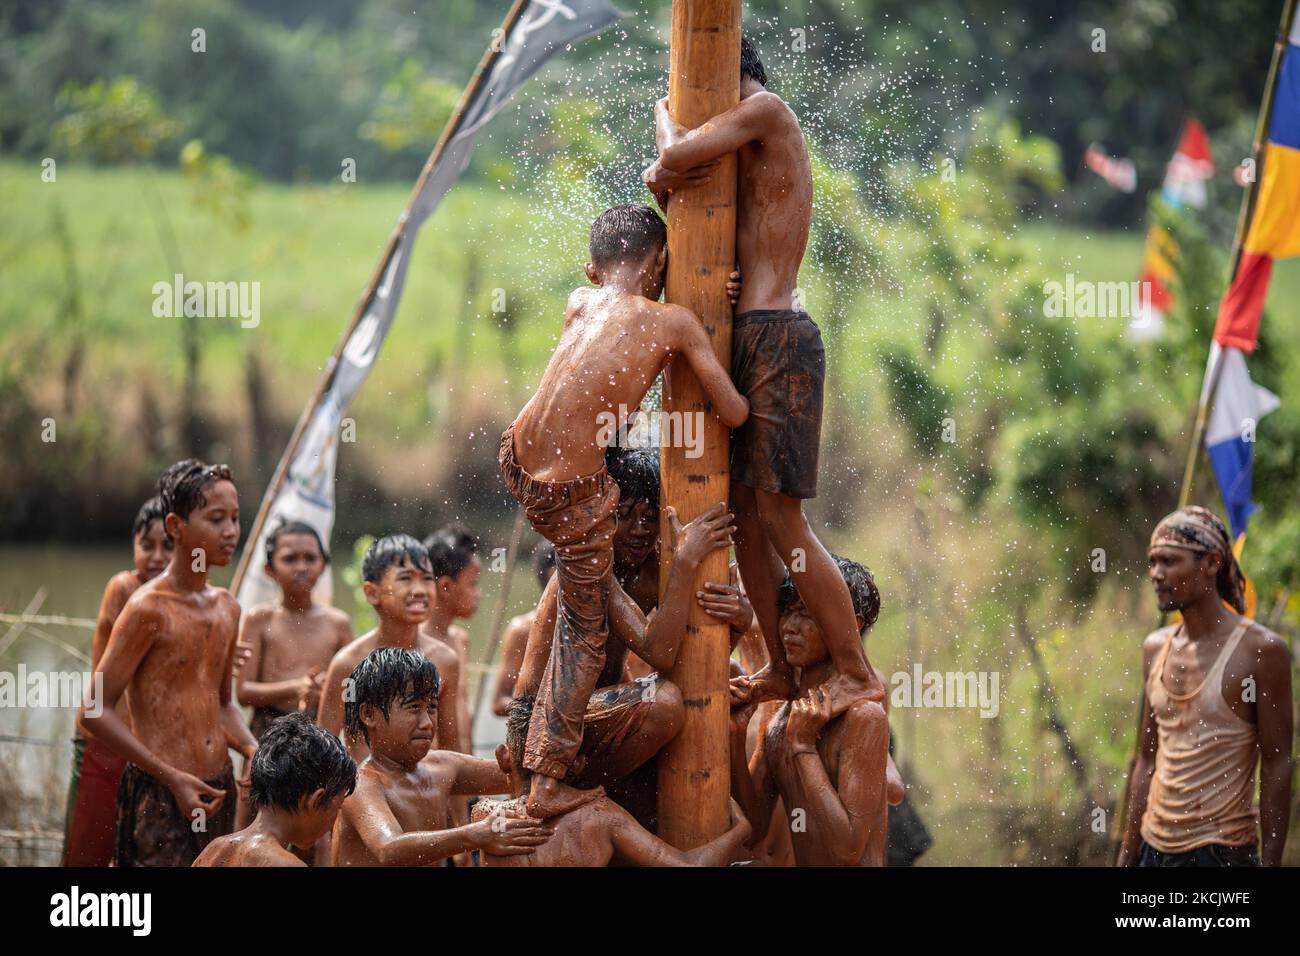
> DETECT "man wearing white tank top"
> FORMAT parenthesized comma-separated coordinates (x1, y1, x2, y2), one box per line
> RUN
(1117, 506, 1293, 867)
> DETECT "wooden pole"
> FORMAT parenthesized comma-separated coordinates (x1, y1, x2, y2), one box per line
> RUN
(231, 0, 531, 597)
(656, 0, 741, 850)
(469, 507, 528, 724)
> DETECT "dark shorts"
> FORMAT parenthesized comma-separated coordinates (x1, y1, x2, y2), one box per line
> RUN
(114, 763, 237, 867)
(249, 705, 315, 742)
(1138, 840, 1260, 867)
(566, 676, 659, 788)
(730, 309, 825, 500)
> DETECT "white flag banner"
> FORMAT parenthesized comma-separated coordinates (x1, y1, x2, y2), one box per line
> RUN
(235, 0, 623, 610)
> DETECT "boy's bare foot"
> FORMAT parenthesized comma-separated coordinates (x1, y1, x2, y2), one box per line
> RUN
(525, 773, 605, 820)
(732, 665, 796, 707)
(818, 670, 885, 717)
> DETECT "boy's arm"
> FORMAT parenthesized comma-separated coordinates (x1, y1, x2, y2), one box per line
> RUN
(345, 782, 551, 866)
(316, 649, 351, 740)
(514, 576, 559, 698)
(610, 504, 734, 671)
(607, 798, 750, 866)
(493, 617, 530, 716)
(452, 627, 472, 754)
(1254, 634, 1293, 866)
(80, 596, 227, 817)
(90, 574, 132, 672)
(218, 598, 258, 762)
(234, 608, 309, 712)
(653, 94, 777, 172)
(788, 694, 887, 866)
(728, 703, 775, 845)
(448, 752, 512, 796)
(665, 306, 749, 428)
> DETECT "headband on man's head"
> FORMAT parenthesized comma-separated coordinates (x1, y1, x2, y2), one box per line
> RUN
(1149, 506, 1246, 613)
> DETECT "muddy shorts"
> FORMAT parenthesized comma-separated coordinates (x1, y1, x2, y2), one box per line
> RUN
(567, 675, 659, 788)
(114, 762, 237, 867)
(499, 423, 620, 779)
(730, 309, 826, 500)
(1138, 840, 1260, 868)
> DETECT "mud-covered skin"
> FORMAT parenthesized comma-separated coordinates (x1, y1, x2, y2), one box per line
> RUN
(500, 423, 620, 780)
(730, 309, 826, 500)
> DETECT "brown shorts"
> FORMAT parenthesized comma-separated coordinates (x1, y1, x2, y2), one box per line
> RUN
(499, 423, 620, 779)
(114, 762, 237, 867)
(567, 676, 659, 788)
(730, 309, 826, 500)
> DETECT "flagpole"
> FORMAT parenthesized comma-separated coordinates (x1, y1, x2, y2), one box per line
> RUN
(231, 0, 531, 597)
(1174, 0, 1297, 511)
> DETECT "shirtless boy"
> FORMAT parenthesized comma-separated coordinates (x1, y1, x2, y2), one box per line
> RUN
(1118, 507, 1292, 867)
(63, 495, 172, 866)
(237, 520, 353, 738)
(491, 543, 555, 717)
(729, 556, 891, 866)
(194, 713, 356, 867)
(498, 202, 748, 817)
(331, 648, 553, 866)
(80, 459, 256, 867)
(317, 535, 458, 765)
(473, 694, 750, 867)
(422, 525, 481, 755)
(644, 35, 877, 714)
(235, 520, 352, 831)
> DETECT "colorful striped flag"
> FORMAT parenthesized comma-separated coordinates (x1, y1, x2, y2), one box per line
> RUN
(1214, 17, 1300, 352)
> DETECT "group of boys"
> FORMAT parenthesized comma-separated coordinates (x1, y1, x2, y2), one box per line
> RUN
(64, 34, 1287, 869)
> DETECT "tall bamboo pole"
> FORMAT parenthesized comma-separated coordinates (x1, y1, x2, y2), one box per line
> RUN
(656, 0, 742, 850)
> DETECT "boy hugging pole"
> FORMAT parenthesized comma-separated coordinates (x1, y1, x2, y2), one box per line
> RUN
(657, 0, 742, 850)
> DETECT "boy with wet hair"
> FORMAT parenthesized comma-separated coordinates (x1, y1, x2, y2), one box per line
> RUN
(331, 648, 553, 866)
(194, 713, 356, 867)
(80, 459, 256, 867)
(499, 201, 748, 817)
(422, 524, 481, 755)
(473, 694, 750, 867)
(63, 495, 173, 866)
(237, 520, 353, 739)
(235, 519, 353, 833)
(645, 33, 879, 716)
(317, 535, 458, 767)
(729, 556, 892, 866)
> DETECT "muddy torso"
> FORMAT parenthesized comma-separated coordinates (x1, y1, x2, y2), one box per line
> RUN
(734, 95, 812, 314)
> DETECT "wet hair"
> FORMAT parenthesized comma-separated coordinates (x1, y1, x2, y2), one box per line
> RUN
(606, 445, 661, 510)
(344, 648, 441, 744)
(777, 555, 881, 637)
(132, 495, 168, 540)
(156, 458, 235, 521)
(361, 533, 431, 584)
(264, 519, 330, 567)
(532, 541, 556, 589)
(505, 694, 536, 779)
(589, 203, 666, 267)
(741, 34, 767, 86)
(424, 525, 478, 580)
(249, 712, 356, 812)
